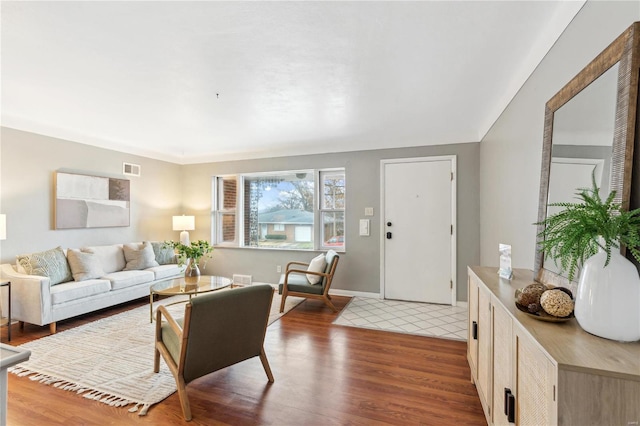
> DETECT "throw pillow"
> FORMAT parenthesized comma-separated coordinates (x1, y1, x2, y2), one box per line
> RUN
(151, 241, 176, 265)
(67, 249, 105, 281)
(16, 246, 73, 286)
(306, 253, 327, 285)
(123, 242, 159, 270)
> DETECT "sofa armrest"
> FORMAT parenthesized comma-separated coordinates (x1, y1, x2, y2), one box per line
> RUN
(1, 264, 53, 326)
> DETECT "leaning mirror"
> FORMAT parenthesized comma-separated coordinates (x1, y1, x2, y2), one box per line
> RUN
(535, 22, 640, 289)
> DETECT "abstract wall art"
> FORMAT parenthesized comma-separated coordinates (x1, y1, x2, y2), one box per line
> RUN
(55, 172, 130, 229)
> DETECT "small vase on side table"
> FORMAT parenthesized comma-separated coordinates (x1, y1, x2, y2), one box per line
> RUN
(185, 258, 201, 283)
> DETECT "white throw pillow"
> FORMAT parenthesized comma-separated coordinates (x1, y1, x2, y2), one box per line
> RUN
(67, 249, 106, 281)
(123, 242, 159, 270)
(306, 254, 327, 285)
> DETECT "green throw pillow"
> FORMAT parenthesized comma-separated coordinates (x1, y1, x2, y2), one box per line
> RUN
(151, 241, 176, 265)
(17, 246, 73, 285)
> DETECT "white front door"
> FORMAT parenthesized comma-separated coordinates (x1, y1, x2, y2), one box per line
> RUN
(381, 156, 456, 304)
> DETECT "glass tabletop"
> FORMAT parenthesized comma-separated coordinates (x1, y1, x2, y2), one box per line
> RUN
(150, 275, 232, 296)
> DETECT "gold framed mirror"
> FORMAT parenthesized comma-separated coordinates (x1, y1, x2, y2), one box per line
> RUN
(534, 22, 640, 289)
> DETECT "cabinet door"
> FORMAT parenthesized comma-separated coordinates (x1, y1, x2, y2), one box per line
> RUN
(467, 273, 479, 380)
(492, 301, 513, 426)
(515, 327, 557, 425)
(477, 284, 492, 410)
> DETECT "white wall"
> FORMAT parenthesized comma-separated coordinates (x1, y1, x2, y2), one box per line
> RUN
(479, 2, 639, 270)
(0, 128, 183, 261)
(182, 143, 480, 300)
(0, 127, 480, 300)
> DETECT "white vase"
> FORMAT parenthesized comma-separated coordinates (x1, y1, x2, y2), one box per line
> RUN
(575, 249, 640, 342)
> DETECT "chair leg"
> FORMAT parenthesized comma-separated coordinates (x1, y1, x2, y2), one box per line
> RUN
(323, 295, 338, 312)
(259, 348, 274, 383)
(153, 346, 160, 373)
(279, 290, 287, 313)
(176, 376, 192, 421)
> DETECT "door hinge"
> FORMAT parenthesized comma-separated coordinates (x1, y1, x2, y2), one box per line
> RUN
(451, 224, 453, 234)
(450, 280, 453, 289)
(451, 172, 454, 181)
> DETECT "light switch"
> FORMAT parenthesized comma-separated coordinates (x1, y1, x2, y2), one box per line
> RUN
(364, 207, 374, 216)
(359, 219, 370, 236)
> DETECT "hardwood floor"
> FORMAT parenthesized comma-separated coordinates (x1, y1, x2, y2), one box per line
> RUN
(2, 296, 486, 425)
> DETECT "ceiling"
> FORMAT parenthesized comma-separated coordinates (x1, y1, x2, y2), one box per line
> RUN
(1, 1, 584, 164)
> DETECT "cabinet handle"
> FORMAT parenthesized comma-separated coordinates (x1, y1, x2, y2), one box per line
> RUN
(472, 321, 478, 340)
(504, 388, 515, 423)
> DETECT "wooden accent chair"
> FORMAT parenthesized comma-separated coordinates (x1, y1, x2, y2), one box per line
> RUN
(154, 284, 274, 421)
(278, 250, 339, 313)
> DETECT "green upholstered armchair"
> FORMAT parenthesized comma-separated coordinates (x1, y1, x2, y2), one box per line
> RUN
(154, 284, 274, 421)
(278, 250, 339, 313)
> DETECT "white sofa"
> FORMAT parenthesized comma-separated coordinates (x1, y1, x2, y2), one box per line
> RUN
(0, 242, 185, 333)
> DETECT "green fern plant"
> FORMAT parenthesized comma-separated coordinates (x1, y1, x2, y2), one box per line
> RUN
(536, 175, 640, 282)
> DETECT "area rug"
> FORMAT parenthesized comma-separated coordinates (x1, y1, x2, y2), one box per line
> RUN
(333, 297, 467, 341)
(9, 290, 304, 416)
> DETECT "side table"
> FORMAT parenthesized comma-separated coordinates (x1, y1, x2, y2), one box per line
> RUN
(0, 281, 10, 342)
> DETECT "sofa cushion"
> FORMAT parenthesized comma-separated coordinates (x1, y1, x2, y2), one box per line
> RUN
(151, 242, 177, 265)
(123, 242, 159, 270)
(50, 279, 111, 305)
(104, 270, 155, 290)
(67, 249, 105, 281)
(16, 246, 73, 286)
(146, 264, 184, 280)
(82, 245, 125, 274)
(278, 274, 324, 295)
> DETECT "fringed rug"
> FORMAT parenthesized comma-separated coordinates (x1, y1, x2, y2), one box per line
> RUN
(10, 290, 303, 416)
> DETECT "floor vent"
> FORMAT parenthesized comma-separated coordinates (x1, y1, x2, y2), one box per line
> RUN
(233, 274, 253, 285)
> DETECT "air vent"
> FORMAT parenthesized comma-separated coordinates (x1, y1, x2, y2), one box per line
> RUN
(232, 274, 253, 286)
(123, 162, 141, 177)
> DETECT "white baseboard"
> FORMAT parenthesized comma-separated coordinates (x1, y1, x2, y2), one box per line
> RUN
(329, 289, 381, 298)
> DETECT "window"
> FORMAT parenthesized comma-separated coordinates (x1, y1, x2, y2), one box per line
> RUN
(319, 171, 345, 250)
(214, 176, 237, 244)
(212, 169, 345, 250)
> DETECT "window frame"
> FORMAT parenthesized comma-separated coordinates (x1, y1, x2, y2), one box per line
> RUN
(211, 168, 345, 252)
(318, 169, 346, 251)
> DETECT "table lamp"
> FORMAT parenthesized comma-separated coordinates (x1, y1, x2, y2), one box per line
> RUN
(172, 215, 194, 245)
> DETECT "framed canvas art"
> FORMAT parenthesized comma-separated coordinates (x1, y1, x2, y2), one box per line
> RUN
(55, 172, 130, 229)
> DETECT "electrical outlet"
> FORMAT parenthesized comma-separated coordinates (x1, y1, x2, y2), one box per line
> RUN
(277, 265, 282, 273)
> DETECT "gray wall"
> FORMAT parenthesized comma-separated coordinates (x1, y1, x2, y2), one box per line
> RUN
(0, 127, 183, 260)
(0, 127, 480, 300)
(183, 143, 480, 300)
(479, 2, 640, 270)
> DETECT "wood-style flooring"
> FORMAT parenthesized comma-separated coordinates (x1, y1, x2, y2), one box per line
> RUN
(2, 296, 486, 425)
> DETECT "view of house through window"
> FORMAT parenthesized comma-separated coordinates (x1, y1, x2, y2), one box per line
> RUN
(212, 169, 345, 250)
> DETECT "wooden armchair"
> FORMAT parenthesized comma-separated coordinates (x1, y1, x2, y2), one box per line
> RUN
(154, 284, 274, 421)
(278, 250, 339, 313)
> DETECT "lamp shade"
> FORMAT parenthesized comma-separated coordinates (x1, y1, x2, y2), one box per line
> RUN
(0, 214, 5, 240)
(172, 215, 195, 231)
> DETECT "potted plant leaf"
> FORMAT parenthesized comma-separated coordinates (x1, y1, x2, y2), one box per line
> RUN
(164, 240, 214, 278)
(536, 175, 640, 341)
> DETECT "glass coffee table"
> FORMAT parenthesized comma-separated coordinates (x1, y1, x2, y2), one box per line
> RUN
(149, 275, 233, 322)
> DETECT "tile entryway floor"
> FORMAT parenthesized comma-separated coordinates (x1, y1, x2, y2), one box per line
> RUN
(333, 297, 468, 341)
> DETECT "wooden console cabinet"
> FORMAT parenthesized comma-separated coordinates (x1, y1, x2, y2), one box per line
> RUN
(468, 266, 640, 426)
